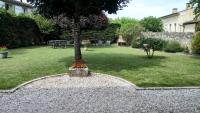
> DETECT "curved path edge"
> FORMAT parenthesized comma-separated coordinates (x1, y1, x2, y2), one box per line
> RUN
(0, 74, 64, 93)
(0, 72, 200, 93)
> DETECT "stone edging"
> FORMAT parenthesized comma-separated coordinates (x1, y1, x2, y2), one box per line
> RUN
(1, 72, 200, 93)
(0, 74, 64, 93)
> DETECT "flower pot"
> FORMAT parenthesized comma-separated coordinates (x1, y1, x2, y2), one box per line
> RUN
(0, 51, 8, 59)
(69, 67, 89, 77)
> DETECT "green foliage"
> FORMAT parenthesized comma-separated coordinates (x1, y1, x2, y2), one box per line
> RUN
(0, 8, 41, 48)
(111, 17, 143, 46)
(164, 41, 184, 53)
(192, 32, 200, 54)
(110, 17, 139, 25)
(190, 0, 200, 18)
(140, 38, 167, 51)
(81, 23, 120, 40)
(140, 16, 163, 32)
(27, 0, 130, 18)
(31, 15, 54, 34)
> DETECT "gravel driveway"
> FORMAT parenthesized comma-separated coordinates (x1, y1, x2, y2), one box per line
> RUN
(0, 73, 200, 113)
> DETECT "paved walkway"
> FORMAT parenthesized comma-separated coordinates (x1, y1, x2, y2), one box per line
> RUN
(0, 73, 200, 113)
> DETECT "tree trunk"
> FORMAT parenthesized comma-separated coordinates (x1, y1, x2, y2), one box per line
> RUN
(72, 16, 82, 61)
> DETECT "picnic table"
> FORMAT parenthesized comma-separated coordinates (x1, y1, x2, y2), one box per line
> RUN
(48, 40, 68, 48)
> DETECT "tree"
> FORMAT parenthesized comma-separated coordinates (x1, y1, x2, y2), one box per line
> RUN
(140, 16, 163, 32)
(190, 0, 200, 18)
(27, 0, 130, 63)
(111, 17, 143, 46)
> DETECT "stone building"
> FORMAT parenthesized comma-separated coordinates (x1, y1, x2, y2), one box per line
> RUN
(160, 3, 197, 33)
(0, 0, 33, 14)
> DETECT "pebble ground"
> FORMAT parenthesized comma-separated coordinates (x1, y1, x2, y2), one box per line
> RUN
(0, 74, 200, 113)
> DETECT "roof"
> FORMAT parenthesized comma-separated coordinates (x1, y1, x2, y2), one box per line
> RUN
(160, 8, 194, 19)
(183, 20, 199, 25)
(160, 12, 179, 19)
(1, 0, 33, 8)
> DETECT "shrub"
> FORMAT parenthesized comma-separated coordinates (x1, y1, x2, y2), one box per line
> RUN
(164, 41, 184, 53)
(131, 37, 142, 48)
(0, 9, 42, 48)
(139, 38, 167, 51)
(192, 32, 200, 54)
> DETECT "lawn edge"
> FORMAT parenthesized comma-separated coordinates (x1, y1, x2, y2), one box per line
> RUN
(1, 72, 200, 93)
(95, 73, 200, 90)
(0, 74, 64, 93)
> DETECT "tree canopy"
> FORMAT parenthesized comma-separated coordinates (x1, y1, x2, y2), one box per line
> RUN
(27, 0, 131, 62)
(27, 0, 130, 18)
(190, 0, 200, 18)
(140, 16, 163, 32)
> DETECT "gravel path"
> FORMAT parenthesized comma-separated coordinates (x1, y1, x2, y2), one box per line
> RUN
(0, 73, 200, 113)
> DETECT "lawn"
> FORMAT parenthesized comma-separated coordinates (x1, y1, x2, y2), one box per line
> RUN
(0, 45, 200, 89)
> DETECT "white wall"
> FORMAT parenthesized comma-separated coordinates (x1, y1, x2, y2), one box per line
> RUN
(162, 15, 180, 32)
(161, 8, 196, 33)
(184, 24, 196, 32)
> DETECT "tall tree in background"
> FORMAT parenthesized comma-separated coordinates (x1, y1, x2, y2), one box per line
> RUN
(27, 0, 130, 64)
(140, 16, 163, 32)
(190, 0, 200, 18)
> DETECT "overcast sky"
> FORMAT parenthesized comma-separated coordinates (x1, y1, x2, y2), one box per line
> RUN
(107, 0, 190, 20)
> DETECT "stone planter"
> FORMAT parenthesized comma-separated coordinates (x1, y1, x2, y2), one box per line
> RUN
(69, 67, 89, 77)
(0, 51, 8, 59)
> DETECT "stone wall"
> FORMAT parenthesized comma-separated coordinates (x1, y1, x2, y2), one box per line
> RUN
(141, 32, 194, 47)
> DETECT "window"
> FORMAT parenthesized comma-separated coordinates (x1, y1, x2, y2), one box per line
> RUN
(15, 6, 24, 14)
(174, 23, 177, 32)
(0, 1, 5, 8)
(23, 8, 27, 13)
(169, 24, 172, 32)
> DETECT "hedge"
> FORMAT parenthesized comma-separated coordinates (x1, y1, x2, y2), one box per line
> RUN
(0, 9, 41, 48)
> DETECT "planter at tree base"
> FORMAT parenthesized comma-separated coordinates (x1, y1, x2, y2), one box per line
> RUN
(69, 67, 89, 77)
(0, 51, 8, 59)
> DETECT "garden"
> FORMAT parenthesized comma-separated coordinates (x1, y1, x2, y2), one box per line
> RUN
(0, 1, 200, 90)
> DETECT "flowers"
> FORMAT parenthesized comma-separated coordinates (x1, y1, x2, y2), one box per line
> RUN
(71, 60, 87, 68)
(0, 46, 8, 52)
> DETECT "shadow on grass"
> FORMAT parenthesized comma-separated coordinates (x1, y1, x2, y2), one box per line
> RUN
(59, 53, 167, 73)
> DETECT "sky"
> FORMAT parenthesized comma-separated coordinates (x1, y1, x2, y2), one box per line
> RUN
(107, 0, 190, 20)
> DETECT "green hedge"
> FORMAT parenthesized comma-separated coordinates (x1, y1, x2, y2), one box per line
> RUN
(164, 40, 184, 53)
(0, 9, 41, 48)
(192, 32, 200, 54)
(132, 37, 167, 51)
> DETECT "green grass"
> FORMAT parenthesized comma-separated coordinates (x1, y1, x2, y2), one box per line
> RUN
(0, 45, 200, 89)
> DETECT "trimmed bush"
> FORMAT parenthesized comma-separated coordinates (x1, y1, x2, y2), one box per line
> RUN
(0, 9, 42, 48)
(192, 32, 200, 54)
(140, 38, 167, 51)
(164, 41, 184, 53)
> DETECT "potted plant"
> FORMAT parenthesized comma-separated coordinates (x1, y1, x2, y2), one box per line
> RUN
(69, 60, 89, 77)
(0, 46, 8, 59)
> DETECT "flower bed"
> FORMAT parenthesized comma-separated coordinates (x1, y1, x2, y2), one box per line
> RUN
(69, 60, 89, 77)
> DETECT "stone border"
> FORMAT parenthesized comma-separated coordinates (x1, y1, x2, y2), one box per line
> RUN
(1, 72, 200, 93)
(0, 74, 64, 93)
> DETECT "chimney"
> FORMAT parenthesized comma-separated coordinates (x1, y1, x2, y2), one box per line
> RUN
(186, 3, 192, 10)
(172, 8, 178, 14)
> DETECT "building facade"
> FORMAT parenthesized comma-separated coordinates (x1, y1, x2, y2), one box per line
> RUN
(160, 3, 197, 33)
(0, 0, 33, 14)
